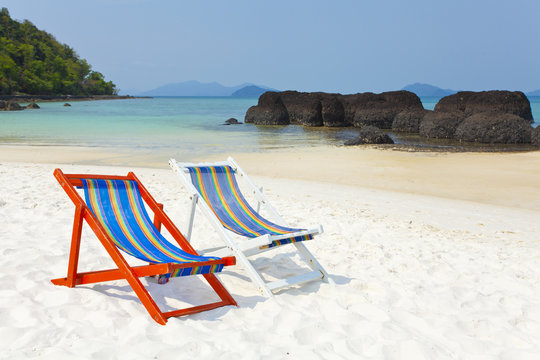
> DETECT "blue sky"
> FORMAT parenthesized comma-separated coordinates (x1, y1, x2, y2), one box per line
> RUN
(3, 0, 540, 94)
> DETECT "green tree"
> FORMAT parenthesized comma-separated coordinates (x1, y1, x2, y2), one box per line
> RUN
(0, 7, 117, 95)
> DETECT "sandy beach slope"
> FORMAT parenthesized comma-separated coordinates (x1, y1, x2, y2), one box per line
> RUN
(1, 148, 540, 359)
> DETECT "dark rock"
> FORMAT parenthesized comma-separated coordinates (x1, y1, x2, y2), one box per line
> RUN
(26, 102, 40, 109)
(64, 103, 71, 107)
(348, 91, 424, 129)
(434, 91, 533, 123)
(419, 111, 464, 139)
(244, 92, 289, 125)
(531, 126, 540, 146)
(344, 125, 394, 145)
(6, 102, 24, 111)
(337, 94, 361, 124)
(280, 91, 322, 126)
(455, 113, 532, 144)
(0, 100, 6, 110)
(224, 117, 242, 125)
(319, 94, 346, 127)
(353, 107, 397, 129)
(392, 109, 428, 133)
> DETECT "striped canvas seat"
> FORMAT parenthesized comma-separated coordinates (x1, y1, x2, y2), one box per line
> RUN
(82, 179, 224, 277)
(186, 166, 313, 248)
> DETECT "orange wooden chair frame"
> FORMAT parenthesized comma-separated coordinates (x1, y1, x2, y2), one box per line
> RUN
(51, 169, 237, 325)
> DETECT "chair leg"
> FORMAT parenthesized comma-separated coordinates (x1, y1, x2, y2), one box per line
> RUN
(122, 268, 168, 325)
(66, 205, 84, 288)
(293, 242, 332, 283)
(234, 249, 274, 297)
(203, 273, 237, 306)
(185, 194, 198, 242)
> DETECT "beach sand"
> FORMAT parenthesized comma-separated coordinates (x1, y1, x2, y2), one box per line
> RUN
(1, 146, 540, 359)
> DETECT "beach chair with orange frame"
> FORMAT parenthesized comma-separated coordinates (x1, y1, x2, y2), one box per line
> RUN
(51, 169, 237, 325)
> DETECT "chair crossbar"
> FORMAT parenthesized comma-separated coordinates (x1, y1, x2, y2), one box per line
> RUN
(163, 300, 230, 319)
(267, 270, 324, 291)
(268, 227, 322, 242)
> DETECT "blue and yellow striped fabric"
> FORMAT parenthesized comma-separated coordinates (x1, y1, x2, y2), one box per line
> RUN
(82, 179, 224, 277)
(186, 166, 313, 248)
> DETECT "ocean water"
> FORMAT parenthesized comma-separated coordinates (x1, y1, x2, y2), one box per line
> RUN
(0, 97, 363, 159)
(0, 96, 538, 159)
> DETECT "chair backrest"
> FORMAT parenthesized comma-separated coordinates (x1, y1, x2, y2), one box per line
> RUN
(82, 178, 216, 264)
(186, 165, 304, 238)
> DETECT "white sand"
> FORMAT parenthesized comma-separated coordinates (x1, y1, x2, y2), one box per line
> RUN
(1, 153, 540, 359)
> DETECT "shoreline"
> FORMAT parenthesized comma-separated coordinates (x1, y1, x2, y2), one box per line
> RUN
(0, 94, 151, 103)
(1, 143, 539, 211)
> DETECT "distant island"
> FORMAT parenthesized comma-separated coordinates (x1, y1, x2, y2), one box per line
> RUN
(136, 80, 273, 97)
(0, 8, 116, 96)
(401, 83, 457, 97)
(403, 82, 540, 98)
(231, 85, 269, 98)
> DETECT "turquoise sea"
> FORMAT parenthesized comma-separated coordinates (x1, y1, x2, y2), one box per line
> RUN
(0, 96, 538, 158)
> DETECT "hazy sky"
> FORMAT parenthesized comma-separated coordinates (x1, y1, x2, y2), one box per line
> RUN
(3, 0, 540, 94)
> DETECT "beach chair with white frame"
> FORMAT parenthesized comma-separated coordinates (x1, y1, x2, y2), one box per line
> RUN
(169, 157, 330, 297)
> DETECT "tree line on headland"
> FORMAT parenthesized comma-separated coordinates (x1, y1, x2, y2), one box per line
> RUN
(0, 8, 116, 96)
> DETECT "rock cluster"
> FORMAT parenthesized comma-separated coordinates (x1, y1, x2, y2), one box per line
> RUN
(434, 91, 533, 122)
(344, 126, 394, 145)
(0, 101, 24, 111)
(245, 90, 423, 129)
(224, 118, 242, 125)
(418, 91, 535, 144)
(244, 89, 538, 146)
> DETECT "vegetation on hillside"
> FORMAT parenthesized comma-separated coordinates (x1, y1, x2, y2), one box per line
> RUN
(0, 8, 116, 95)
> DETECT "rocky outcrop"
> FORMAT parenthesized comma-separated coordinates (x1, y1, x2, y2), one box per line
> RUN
(455, 113, 532, 144)
(64, 103, 71, 107)
(344, 126, 394, 145)
(26, 102, 40, 109)
(1, 100, 33, 111)
(531, 127, 540, 146)
(280, 91, 322, 126)
(245, 89, 536, 147)
(419, 111, 464, 139)
(392, 109, 428, 133)
(246, 90, 422, 129)
(434, 91, 533, 123)
(224, 117, 242, 125)
(2, 101, 24, 111)
(245, 92, 289, 125)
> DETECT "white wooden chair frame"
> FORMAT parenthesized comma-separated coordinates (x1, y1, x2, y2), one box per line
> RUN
(169, 157, 330, 297)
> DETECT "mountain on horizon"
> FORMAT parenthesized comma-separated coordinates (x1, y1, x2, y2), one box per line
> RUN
(231, 85, 269, 98)
(402, 83, 457, 97)
(527, 89, 540, 96)
(137, 80, 272, 97)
